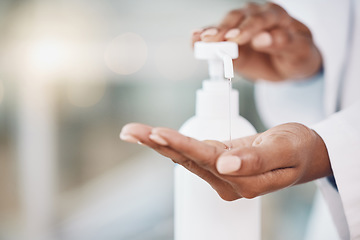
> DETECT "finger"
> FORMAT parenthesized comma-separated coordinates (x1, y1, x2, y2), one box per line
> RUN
(200, 9, 246, 42)
(251, 28, 312, 55)
(204, 3, 262, 42)
(149, 127, 224, 169)
(225, 3, 290, 45)
(120, 122, 152, 144)
(216, 133, 296, 176)
(225, 134, 260, 148)
(151, 136, 243, 200)
(120, 124, 212, 174)
(120, 123, 229, 190)
(200, 27, 221, 42)
(120, 123, 220, 175)
(121, 124, 242, 200)
(252, 29, 321, 79)
(191, 29, 204, 47)
(218, 9, 246, 29)
(148, 131, 241, 200)
(203, 139, 230, 150)
(251, 29, 288, 51)
(120, 123, 187, 161)
(191, 26, 216, 46)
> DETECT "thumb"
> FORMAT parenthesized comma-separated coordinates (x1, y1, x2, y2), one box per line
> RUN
(216, 135, 295, 176)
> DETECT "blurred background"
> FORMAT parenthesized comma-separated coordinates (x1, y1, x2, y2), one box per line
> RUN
(0, 0, 317, 239)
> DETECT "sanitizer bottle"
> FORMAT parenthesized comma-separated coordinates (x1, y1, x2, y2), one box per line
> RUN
(175, 42, 261, 240)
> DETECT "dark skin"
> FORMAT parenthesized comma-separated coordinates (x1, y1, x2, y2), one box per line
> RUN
(120, 123, 332, 200)
(120, 3, 332, 200)
(193, 2, 322, 81)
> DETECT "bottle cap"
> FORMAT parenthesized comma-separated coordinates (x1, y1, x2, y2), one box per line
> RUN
(194, 42, 238, 80)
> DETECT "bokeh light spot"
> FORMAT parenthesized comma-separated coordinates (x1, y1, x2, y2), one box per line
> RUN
(104, 32, 148, 75)
(27, 38, 69, 76)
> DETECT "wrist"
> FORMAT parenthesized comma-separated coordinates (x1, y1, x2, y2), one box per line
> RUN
(310, 128, 333, 179)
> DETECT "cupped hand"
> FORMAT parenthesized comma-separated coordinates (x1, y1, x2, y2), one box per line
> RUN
(120, 122, 332, 200)
(192, 2, 322, 81)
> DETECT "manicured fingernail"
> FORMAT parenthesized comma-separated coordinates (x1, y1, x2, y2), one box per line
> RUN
(216, 156, 241, 174)
(252, 32, 272, 47)
(200, 28, 218, 40)
(149, 134, 168, 146)
(192, 28, 204, 35)
(225, 28, 240, 39)
(120, 133, 140, 143)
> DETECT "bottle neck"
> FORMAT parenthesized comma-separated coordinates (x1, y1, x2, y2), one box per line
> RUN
(196, 80, 239, 118)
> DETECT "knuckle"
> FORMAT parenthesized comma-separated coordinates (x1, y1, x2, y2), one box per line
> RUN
(206, 145, 221, 167)
(271, 29, 291, 46)
(245, 2, 260, 10)
(291, 123, 317, 144)
(181, 159, 197, 170)
(247, 14, 265, 26)
(227, 9, 242, 17)
(218, 192, 240, 202)
(199, 156, 212, 168)
(292, 51, 313, 67)
(266, 2, 291, 24)
(240, 190, 259, 199)
(266, 2, 287, 15)
(232, 183, 258, 199)
(220, 9, 244, 29)
(266, 2, 281, 10)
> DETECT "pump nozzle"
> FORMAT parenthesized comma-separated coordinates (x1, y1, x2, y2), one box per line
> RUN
(220, 53, 234, 79)
(194, 41, 238, 80)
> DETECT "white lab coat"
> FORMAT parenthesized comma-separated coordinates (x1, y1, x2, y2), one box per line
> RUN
(262, 0, 360, 239)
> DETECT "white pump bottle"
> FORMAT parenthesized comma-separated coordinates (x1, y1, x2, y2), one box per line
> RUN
(175, 42, 261, 240)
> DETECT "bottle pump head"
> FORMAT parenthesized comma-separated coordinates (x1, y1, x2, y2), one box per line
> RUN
(194, 41, 238, 80)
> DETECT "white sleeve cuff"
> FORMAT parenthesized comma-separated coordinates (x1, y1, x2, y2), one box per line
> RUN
(311, 102, 360, 239)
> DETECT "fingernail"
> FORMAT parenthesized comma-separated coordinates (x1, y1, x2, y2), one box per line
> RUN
(149, 133, 168, 146)
(120, 133, 140, 144)
(192, 28, 204, 35)
(216, 156, 241, 174)
(225, 28, 240, 39)
(252, 32, 272, 48)
(200, 28, 218, 40)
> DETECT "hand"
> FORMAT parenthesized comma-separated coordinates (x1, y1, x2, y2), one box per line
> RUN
(192, 2, 322, 81)
(120, 122, 332, 200)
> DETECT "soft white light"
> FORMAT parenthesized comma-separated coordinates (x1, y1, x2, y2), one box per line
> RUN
(104, 32, 148, 75)
(27, 39, 69, 76)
